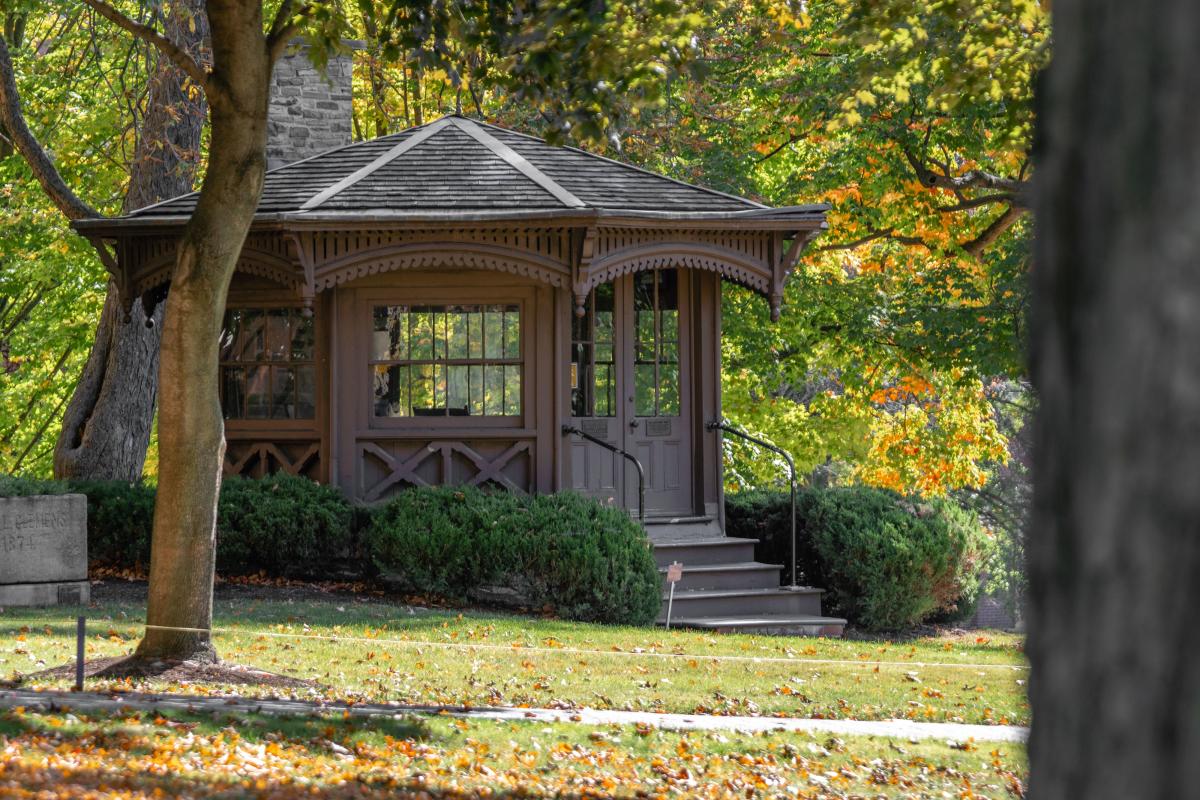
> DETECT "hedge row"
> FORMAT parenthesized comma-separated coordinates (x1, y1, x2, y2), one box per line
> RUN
(1, 473, 984, 631)
(726, 487, 989, 631)
(0, 475, 659, 626)
(0, 473, 354, 579)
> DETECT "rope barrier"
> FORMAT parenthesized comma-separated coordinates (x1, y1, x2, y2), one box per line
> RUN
(126, 621, 1027, 672)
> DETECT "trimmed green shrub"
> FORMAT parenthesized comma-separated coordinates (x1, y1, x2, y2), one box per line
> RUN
(216, 474, 354, 578)
(366, 486, 661, 625)
(724, 490, 824, 587)
(1, 473, 354, 577)
(70, 480, 157, 568)
(804, 487, 988, 631)
(0, 475, 68, 497)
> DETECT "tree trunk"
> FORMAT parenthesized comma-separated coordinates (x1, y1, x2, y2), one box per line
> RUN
(134, 0, 272, 661)
(1029, 1, 1200, 796)
(53, 0, 207, 482)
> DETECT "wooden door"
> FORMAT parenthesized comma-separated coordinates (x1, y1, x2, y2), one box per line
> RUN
(624, 268, 692, 515)
(568, 270, 694, 516)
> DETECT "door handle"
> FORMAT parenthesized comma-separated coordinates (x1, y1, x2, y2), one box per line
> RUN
(629, 419, 640, 429)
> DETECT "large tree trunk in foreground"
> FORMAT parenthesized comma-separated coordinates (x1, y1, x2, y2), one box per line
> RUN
(1029, 1, 1200, 796)
(134, 0, 273, 661)
(54, 1, 207, 481)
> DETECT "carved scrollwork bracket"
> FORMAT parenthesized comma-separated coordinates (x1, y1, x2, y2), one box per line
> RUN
(571, 225, 597, 317)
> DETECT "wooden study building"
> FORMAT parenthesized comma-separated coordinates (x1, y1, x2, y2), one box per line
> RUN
(76, 48, 843, 634)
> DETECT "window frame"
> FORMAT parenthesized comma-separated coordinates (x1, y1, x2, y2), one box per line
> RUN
(361, 291, 531, 430)
(219, 301, 318, 430)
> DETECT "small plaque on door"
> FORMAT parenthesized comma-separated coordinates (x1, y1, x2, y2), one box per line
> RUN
(581, 419, 609, 437)
(646, 420, 672, 437)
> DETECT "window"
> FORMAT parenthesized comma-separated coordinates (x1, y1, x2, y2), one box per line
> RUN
(633, 269, 680, 417)
(570, 282, 616, 417)
(371, 304, 522, 418)
(219, 308, 315, 420)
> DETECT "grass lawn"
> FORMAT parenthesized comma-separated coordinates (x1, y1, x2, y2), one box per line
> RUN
(0, 582, 1029, 727)
(0, 703, 1027, 798)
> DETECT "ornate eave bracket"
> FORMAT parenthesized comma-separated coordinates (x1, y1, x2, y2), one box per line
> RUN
(769, 228, 822, 321)
(570, 225, 597, 317)
(287, 232, 317, 315)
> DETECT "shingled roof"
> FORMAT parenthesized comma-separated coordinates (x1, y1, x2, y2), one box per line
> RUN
(122, 115, 789, 221)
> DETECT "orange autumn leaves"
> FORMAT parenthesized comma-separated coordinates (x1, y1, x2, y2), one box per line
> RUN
(857, 377, 1008, 496)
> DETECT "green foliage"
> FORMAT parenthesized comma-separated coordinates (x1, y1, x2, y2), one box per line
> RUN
(727, 486, 988, 630)
(804, 487, 988, 631)
(0, 5, 154, 476)
(0, 474, 66, 496)
(724, 489, 824, 588)
(215, 474, 355, 578)
(70, 479, 157, 568)
(366, 486, 661, 625)
(0, 474, 353, 577)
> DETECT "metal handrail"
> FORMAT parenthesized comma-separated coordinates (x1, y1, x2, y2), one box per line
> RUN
(706, 419, 803, 590)
(561, 424, 646, 522)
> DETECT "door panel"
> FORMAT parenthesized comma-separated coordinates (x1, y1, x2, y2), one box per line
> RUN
(570, 270, 694, 516)
(568, 283, 622, 506)
(625, 269, 692, 514)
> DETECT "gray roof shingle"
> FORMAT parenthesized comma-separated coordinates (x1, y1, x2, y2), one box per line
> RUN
(129, 115, 762, 219)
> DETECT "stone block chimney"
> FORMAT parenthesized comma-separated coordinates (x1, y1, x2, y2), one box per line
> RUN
(267, 42, 357, 170)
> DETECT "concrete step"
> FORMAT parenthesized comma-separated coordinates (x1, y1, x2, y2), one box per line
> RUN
(659, 587, 825, 619)
(652, 537, 757, 568)
(644, 516, 723, 542)
(658, 561, 782, 591)
(665, 614, 847, 638)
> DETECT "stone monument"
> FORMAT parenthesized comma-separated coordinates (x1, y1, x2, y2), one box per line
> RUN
(0, 494, 89, 606)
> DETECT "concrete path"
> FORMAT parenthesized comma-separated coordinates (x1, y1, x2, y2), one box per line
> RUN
(0, 689, 1027, 743)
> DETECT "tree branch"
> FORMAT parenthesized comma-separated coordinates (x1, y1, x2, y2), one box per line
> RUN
(0, 34, 98, 220)
(81, 0, 208, 90)
(962, 205, 1023, 258)
(814, 227, 934, 253)
(267, 1, 315, 63)
(904, 146, 1030, 208)
(937, 193, 1016, 212)
(754, 130, 810, 163)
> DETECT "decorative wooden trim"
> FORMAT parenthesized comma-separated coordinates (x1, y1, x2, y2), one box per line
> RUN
(223, 441, 320, 478)
(583, 242, 771, 296)
(358, 439, 533, 501)
(315, 241, 569, 290)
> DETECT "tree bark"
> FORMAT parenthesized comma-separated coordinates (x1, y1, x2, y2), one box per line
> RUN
(134, 0, 273, 661)
(53, 0, 208, 481)
(1029, 1, 1200, 796)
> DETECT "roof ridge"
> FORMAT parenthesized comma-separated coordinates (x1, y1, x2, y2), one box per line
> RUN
(472, 118, 766, 210)
(128, 127, 419, 219)
(299, 118, 456, 211)
(446, 117, 585, 209)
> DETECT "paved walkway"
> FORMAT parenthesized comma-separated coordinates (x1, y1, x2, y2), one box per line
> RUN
(0, 689, 1027, 743)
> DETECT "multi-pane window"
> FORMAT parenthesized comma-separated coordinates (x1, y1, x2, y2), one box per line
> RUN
(570, 282, 616, 417)
(634, 269, 680, 417)
(219, 308, 315, 420)
(372, 304, 522, 417)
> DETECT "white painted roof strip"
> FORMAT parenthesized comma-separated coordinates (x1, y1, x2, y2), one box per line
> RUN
(299, 117, 455, 211)
(446, 116, 586, 208)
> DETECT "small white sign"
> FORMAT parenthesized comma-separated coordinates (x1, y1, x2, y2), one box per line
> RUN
(666, 561, 683, 583)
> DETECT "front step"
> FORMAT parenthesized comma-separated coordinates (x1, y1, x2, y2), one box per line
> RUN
(648, 522, 844, 638)
(652, 537, 757, 567)
(667, 615, 847, 637)
(644, 516, 723, 542)
(658, 561, 782, 591)
(660, 587, 825, 619)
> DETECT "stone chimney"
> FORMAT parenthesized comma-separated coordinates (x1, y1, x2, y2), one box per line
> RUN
(266, 42, 357, 170)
